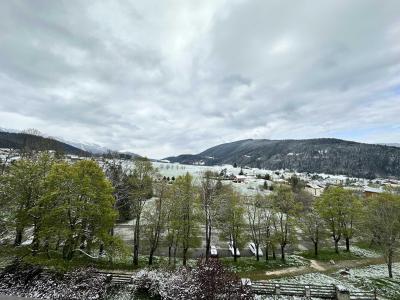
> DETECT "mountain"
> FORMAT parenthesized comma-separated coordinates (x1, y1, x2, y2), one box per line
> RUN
(378, 143, 400, 148)
(58, 140, 142, 157)
(0, 131, 90, 156)
(0, 127, 142, 157)
(57, 139, 111, 155)
(165, 138, 400, 178)
(0, 127, 19, 134)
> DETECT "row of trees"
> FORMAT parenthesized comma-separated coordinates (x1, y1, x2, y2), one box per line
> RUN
(301, 187, 400, 278)
(1, 153, 399, 277)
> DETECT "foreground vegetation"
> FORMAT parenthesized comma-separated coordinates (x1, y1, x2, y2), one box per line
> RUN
(1, 151, 399, 282)
(0, 258, 252, 300)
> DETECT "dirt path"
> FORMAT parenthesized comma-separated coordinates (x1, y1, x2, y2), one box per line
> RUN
(310, 259, 326, 271)
(264, 266, 308, 276)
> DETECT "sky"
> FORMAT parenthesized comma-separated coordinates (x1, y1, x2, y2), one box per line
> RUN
(0, 0, 400, 158)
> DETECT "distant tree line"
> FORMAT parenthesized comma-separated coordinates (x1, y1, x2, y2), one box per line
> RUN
(167, 139, 400, 178)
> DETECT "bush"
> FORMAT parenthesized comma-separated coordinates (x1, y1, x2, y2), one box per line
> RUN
(131, 259, 253, 299)
(0, 259, 108, 299)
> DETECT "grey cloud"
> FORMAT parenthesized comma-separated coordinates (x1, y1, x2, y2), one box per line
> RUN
(0, 0, 399, 158)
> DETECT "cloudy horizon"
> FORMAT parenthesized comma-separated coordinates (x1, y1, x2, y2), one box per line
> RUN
(1, 0, 400, 158)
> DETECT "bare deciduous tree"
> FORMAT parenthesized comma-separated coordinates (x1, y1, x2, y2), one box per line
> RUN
(200, 170, 218, 260)
(246, 194, 264, 261)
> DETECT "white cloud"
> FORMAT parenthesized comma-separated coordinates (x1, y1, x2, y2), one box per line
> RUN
(0, 0, 399, 158)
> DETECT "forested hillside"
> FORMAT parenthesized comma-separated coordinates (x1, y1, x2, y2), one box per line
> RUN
(165, 138, 400, 178)
(0, 132, 89, 156)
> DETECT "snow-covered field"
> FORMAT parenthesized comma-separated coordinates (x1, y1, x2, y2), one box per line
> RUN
(274, 263, 400, 299)
(153, 161, 272, 196)
(338, 245, 381, 259)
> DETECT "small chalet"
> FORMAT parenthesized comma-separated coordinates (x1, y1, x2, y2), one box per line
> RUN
(363, 186, 383, 198)
(232, 175, 246, 183)
(305, 182, 324, 197)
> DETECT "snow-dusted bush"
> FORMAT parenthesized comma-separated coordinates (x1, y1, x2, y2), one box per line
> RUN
(0, 260, 108, 299)
(131, 259, 253, 299)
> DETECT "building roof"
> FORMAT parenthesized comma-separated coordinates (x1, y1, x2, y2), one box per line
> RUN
(306, 183, 323, 189)
(363, 186, 383, 194)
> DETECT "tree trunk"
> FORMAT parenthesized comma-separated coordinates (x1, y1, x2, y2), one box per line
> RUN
(99, 243, 104, 256)
(44, 239, 50, 258)
(334, 239, 339, 254)
(173, 245, 177, 266)
(265, 246, 269, 261)
(388, 251, 393, 278)
(62, 239, 74, 260)
(55, 238, 60, 251)
(148, 250, 154, 265)
(345, 237, 350, 252)
(31, 236, 39, 256)
(205, 217, 211, 260)
(314, 241, 318, 257)
(183, 248, 188, 266)
(272, 247, 276, 260)
(280, 244, 285, 261)
(133, 216, 140, 266)
(256, 244, 260, 261)
(14, 227, 23, 246)
(31, 223, 40, 256)
(233, 246, 238, 262)
(168, 246, 172, 265)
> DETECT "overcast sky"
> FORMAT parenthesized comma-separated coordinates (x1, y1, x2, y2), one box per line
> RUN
(1, 0, 400, 158)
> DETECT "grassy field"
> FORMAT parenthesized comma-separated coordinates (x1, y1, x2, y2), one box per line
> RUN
(0, 245, 200, 273)
(1, 244, 311, 277)
(220, 255, 308, 280)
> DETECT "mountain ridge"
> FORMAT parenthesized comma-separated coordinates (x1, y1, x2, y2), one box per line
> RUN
(0, 131, 90, 156)
(165, 138, 400, 178)
(0, 128, 141, 157)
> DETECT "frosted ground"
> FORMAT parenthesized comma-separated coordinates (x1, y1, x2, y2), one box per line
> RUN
(268, 263, 400, 299)
(153, 161, 271, 196)
(150, 161, 371, 194)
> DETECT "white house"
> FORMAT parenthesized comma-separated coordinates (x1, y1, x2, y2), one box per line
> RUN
(305, 182, 324, 197)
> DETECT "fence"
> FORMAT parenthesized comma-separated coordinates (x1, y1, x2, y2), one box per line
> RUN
(99, 272, 378, 300)
(252, 281, 336, 298)
(349, 290, 378, 300)
(250, 281, 377, 300)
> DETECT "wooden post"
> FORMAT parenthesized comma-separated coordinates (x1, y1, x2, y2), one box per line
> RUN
(241, 278, 252, 286)
(305, 285, 311, 298)
(275, 284, 281, 296)
(335, 285, 350, 300)
(105, 273, 112, 283)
